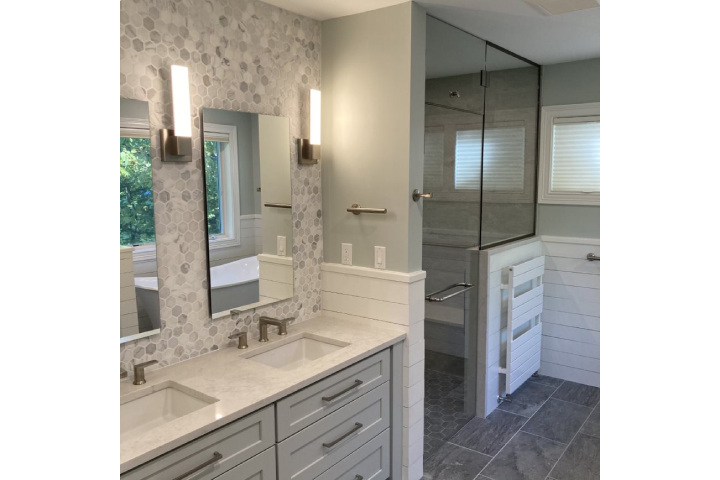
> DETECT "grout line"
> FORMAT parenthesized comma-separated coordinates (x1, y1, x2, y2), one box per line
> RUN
(475, 381, 565, 480)
(542, 391, 596, 480)
(445, 441, 494, 459)
(545, 395, 599, 409)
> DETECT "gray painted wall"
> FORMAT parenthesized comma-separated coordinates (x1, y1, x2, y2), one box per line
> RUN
(538, 58, 600, 238)
(321, 3, 426, 273)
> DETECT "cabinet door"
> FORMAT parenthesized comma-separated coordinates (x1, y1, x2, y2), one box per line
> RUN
(121, 405, 275, 480)
(276, 350, 390, 440)
(213, 446, 276, 480)
(277, 382, 390, 480)
(314, 430, 390, 480)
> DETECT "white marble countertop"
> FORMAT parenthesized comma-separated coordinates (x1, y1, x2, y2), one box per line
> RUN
(120, 315, 406, 473)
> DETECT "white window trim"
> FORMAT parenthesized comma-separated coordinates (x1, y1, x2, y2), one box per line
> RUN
(203, 123, 242, 251)
(538, 102, 600, 206)
(120, 117, 158, 263)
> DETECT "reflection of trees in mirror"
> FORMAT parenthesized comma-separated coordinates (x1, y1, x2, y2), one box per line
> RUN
(204, 140, 222, 236)
(120, 137, 155, 246)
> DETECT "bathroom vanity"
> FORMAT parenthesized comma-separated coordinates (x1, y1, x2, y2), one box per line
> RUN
(120, 316, 406, 480)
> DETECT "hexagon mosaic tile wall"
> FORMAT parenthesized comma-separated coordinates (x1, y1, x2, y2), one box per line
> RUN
(120, 0, 322, 372)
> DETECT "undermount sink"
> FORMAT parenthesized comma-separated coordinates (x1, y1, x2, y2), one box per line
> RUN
(242, 333, 349, 371)
(120, 381, 218, 441)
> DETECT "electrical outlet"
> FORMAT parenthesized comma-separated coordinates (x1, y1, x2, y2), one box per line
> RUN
(342, 243, 352, 265)
(277, 236, 286, 256)
(374, 246, 386, 270)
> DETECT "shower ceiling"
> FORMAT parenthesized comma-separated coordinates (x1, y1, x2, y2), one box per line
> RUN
(260, 0, 599, 65)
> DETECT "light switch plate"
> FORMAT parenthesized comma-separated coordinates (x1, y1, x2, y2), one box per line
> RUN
(277, 236, 286, 256)
(374, 246, 386, 270)
(342, 243, 352, 265)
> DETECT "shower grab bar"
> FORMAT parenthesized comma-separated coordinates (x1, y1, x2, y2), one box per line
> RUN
(264, 203, 292, 209)
(586, 253, 600, 261)
(347, 204, 387, 215)
(425, 282, 474, 302)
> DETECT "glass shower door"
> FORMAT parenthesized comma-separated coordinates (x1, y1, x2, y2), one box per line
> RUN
(422, 16, 485, 459)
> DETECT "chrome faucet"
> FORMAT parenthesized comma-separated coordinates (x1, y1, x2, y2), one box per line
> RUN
(133, 360, 158, 385)
(229, 331, 248, 349)
(259, 316, 294, 342)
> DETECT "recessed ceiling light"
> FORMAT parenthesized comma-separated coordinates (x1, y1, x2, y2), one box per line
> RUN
(524, 0, 600, 16)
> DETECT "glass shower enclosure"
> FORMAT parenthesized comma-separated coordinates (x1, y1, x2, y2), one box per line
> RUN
(422, 16, 541, 459)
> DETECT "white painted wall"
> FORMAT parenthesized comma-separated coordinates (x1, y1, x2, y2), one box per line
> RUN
(538, 236, 600, 387)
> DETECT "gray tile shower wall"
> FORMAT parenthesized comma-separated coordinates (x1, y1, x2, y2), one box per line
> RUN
(119, 0, 322, 372)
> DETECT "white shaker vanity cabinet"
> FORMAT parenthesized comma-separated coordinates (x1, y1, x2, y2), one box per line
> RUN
(121, 343, 403, 480)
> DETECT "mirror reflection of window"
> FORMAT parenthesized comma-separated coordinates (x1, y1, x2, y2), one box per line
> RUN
(120, 130, 154, 247)
(202, 110, 293, 318)
(120, 98, 160, 344)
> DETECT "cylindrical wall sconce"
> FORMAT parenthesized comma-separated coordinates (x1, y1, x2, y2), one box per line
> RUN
(161, 65, 192, 162)
(298, 89, 321, 165)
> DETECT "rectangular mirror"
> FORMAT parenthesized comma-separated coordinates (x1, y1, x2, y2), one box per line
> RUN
(202, 109, 293, 317)
(120, 98, 161, 343)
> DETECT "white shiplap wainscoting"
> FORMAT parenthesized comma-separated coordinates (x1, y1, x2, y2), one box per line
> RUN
(321, 263, 426, 480)
(539, 236, 600, 387)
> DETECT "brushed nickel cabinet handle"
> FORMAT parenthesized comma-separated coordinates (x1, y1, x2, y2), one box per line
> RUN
(322, 380, 363, 402)
(323, 422, 363, 449)
(171, 451, 223, 480)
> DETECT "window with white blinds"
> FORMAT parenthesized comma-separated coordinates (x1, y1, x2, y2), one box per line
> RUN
(482, 127, 525, 192)
(538, 103, 600, 205)
(454, 127, 525, 192)
(424, 129, 444, 190)
(550, 119, 600, 193)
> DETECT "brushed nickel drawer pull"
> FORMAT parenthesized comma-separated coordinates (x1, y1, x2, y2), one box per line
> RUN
(323, 422, 363, 449)
(322, 380, 363, 402)
(171, 451, 223, 480)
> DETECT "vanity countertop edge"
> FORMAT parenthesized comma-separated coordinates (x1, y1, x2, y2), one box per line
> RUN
(120, 314, 407, 473)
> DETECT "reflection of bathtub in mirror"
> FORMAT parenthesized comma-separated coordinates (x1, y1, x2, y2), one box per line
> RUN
(134, 257, 261, 317)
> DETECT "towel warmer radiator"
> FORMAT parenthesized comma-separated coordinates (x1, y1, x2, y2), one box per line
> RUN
(498, 255, 545, 402)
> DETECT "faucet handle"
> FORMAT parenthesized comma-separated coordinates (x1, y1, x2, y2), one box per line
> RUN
(229, 331, 248, 349)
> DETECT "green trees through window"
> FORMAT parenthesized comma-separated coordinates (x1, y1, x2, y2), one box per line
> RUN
(120, 137, 155, 246)
(204, 140, 223, 236)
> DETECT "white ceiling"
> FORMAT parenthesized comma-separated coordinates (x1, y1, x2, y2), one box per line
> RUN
(260, 0, 599, 65)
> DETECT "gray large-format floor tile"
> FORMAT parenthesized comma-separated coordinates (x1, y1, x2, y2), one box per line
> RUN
(521, 399, 592, 444)
(549, 433, 600, 480)
(422, 442, 493, 480)
(551, 381, 600, 408)
(527, 375, 564, 389)
(498, 382, 557, 418)
(580, 404, 600, 438)
(480, 432, 566, 480)
(449, 410, 528, 456)
(424, 435, 446, 459)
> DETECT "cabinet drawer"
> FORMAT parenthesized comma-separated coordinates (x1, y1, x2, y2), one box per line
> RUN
(122, 405, 275, 480)
(276, 349, 390, 440)
(277, 382, 390, 480)
(214, 446, 276, 480)
(314, 430, 390, 480)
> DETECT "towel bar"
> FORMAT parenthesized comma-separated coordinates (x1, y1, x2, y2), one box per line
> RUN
(347, 204, 387, 215)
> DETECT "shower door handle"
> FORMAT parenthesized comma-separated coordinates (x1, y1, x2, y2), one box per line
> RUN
(426, 282, 474, 302)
